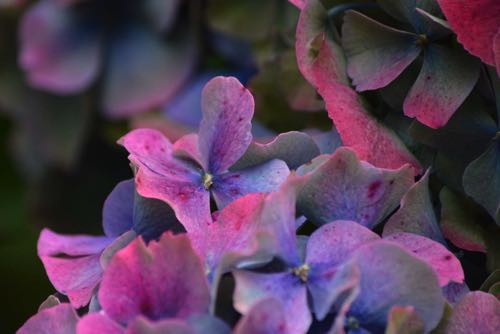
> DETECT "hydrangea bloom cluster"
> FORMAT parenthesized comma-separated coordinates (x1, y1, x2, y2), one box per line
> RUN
(16, 0, 500, 333)
(18, 75, 500, 333)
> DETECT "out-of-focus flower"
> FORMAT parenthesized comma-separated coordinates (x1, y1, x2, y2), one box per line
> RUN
(19, 0, 197, 117)
(120, 77, 290, 232)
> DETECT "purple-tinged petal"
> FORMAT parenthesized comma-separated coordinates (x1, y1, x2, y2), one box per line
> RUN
(38, 229, 113, 307)
(443, 282, 469, 305)
(385, 306, 425, 334)
(445, 291, 500, 334)
(212, 159, 289, 208)
(38, 295, 61, 311)
(232, 131, 320, 170)
(234, 298, 288, 334)
(344, 241, 445, 332)
(403, 44, 480, 129)
(189, 193, 271, 282)
(187, 314, 231, 334)
(99, 233, 209, 325)
(173, 134, 203, 167)
(297, 147, 414, 227)
(416, 8, 452, 40)
(383, 169, 445, 243)
(102, 179, 135, 238)
(103, 25, 196, 117)
(495, 30, 500, 77)
(296, 0, 422, 174)
(198, 76, 254, 174)
(342, 10, 420, 91)
(17, 304, 78, 334)
(19, 1, 101, 93)
(306, 221, 379, 319)
(309, 128, 343, 155)
(437, 0, 500, 66)
(100, 230, 137, 269)
(38, 228, 113, 257)
(384, 232, 464, 286)
(288, 0, 305, 10)
(77, 313, 124, 334)
(126, 317, 194, 334)
(233, 271, 311, 334)
(119, 129, 211, 232)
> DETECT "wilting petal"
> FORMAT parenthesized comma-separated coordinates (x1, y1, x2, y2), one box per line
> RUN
(342, 10, 420, 91)
(233, 271, 311, 334)
(198, 76, 254, 174)
(120, 129, 211, 232)
(99, 233, 209, 325)
(103, 25, 196, 117)
(445, 291, 500, 333)
(212, 159, 289, 208)
(18, 304, 78, 334)
(102, 179, 135, 238)
(296, 1, 422, 174)
(383, 169, 445, 243)
(232, 131, 320, 170)
(38, 229, 113, 307)
(77, 313, 124, 334)
(343, 241, 444, 332)
(463, 140, 500, 225)
(385, 306, 425, 334)
(437, 0, 500, 66)
(403, 44, 480, 129)
(384, 232, 464, 286)
(297, 147, 414, 227)
(19, 1, 101, 93)
(234, 298, 289, 334)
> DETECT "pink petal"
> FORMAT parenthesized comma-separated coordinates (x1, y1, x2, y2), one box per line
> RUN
(234, 298, 289, 334)
(288, 0, 305, 10)
(198, 76, 255, 174)
(99, 233, 209, 325)
(437, 0, 500, 66)
(77, 313, 124, 334)
(17, 304, 78, 334)
(385, 232, 464, 286)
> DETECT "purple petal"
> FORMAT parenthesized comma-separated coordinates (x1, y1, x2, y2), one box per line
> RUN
(19, 1, 100, 93)
(102, 179, 135, 238)
(305, 221, 379, 319)
(383, 169, 445, 243)
(344, 241, 444, 332)
(126, 317, 194, 334)
(442, 282, 470, 305)
(342, 10, 420, 91)
(99, 233, 209, 325)
(445, 291, 500, 333)
(403, 44, 480, 129)
(17, 304, 78, 334)
(297, 147, 414, 228)
(120, 129, 211, 232)
(233, 271, 311, 334)
(234, 298, 288, 334)
(77, 313, 124, 334)
(198, 76, 254, 174)
(232, 131, 320, 170)
(173, 134, 203, 167)
(212, 159, 290, 208)
(384, 232, 464, 286)
(103, 25, 196, 117)
(100, 231, 137, 269)
(38, 229, 113, 307)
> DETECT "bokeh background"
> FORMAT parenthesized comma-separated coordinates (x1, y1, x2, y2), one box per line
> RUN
(0, 0, 336, 331)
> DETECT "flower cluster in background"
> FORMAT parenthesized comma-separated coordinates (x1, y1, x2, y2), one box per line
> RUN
(1, 0, 499, 333)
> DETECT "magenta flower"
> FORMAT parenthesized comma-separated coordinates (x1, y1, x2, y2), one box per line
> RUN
(77, 233, 228, 334)
(19, 0, 195, 117)
(37, 178, 182, 308)
(120, 76, 290, 232)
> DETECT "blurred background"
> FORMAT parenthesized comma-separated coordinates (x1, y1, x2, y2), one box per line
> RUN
(0, 0, 339, 331)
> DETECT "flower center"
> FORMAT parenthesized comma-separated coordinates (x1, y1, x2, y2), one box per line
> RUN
(292, 264, 310, 283)
(202, 173, 214, 190)
(416, 34, 428, 47)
